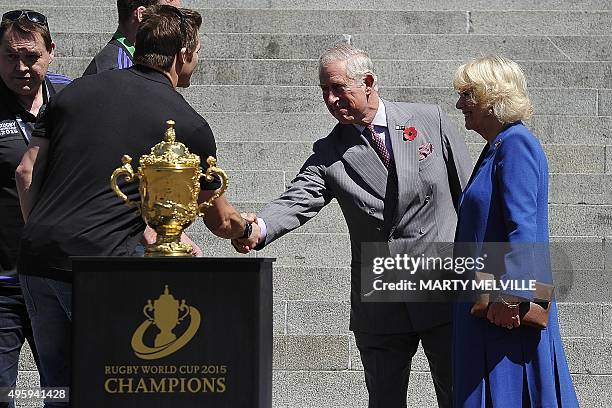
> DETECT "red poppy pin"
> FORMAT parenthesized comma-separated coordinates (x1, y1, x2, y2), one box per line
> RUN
(403, 126, 417, 141)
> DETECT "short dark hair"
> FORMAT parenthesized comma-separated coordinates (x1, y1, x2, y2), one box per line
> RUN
(117, 0, 159, 23)
(134, 6, 202, 72)
(0, 14, 52, 51)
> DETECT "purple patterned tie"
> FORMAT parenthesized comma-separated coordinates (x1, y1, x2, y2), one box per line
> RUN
(367, 124, 390, 169)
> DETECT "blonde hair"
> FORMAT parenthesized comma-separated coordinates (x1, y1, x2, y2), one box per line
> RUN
(453, 56, 533, 123)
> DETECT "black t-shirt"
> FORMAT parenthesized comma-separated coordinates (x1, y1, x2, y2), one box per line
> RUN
(82, 37, 133, 76)
(0, 74, 70, 284)
(19, 66, 220, 281)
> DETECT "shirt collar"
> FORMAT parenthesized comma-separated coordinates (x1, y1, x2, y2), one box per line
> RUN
(0, 77, 48, 121)
(130, 64, 174, 87)
(113, 30, 136, 58)
(353, 97, 387, 133)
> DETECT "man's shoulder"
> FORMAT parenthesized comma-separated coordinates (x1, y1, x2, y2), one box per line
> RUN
(46, 72, 72, 93)
(315, 122, 343, 145)
(83, 40, 128, 76)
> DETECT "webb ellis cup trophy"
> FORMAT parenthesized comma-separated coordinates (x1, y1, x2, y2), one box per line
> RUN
(110, 120, 228, 256)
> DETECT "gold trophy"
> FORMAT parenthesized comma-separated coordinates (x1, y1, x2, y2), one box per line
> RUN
(110, 120, 228, 256)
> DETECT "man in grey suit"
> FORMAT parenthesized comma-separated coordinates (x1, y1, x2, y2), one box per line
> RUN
(234, 44, 471, 407)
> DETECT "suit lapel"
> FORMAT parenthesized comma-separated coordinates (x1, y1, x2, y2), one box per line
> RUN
(335, 123, 388, 200)
(385, 100, 419, 227)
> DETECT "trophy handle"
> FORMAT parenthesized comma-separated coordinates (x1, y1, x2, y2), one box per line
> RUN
(110, 155, 140, 212)
(178, 300, 190, 322)
(143, 300, 154, 322)
(198, 156, 229, 215)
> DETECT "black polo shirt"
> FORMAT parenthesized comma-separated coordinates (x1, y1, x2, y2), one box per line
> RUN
(0, 73, 70, 284)
(19, 65, 220, 281)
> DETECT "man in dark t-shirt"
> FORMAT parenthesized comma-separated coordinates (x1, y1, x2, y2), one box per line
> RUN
(0, 10, 70, 405)
(15, 6, 260, 401)
(82, 0, 181, 76)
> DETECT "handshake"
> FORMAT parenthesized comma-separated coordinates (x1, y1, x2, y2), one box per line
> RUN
(231, 212, 261, 254)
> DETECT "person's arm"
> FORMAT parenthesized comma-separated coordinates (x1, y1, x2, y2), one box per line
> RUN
(199, 192, 261, 246)
(15, 136, 49, 221)
(487, 129, 545, 329)
(232, 139, 333, 253)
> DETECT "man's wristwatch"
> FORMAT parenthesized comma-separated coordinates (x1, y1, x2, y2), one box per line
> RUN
(241, 221, 253, 239)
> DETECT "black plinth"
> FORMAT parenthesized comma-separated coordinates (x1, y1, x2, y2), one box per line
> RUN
(71, 257, 274, 408)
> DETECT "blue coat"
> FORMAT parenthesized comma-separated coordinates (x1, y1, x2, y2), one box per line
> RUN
(453, 122, 579, 407)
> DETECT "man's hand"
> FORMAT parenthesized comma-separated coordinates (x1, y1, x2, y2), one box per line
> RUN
(142, 226, 157, 245)
(241, 212, 257, 223)
(231, 214, 261, 254)
(142, 226, 202, 256)
(180, 232, 203, 257)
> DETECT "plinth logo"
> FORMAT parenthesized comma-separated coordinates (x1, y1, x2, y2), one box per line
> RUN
(131, 285, 201, 360)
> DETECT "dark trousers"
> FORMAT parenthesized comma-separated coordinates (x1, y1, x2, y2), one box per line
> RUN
(354, 323, 452, 408)
(19, 275, 71, 408)
(0, 284, 40, 408)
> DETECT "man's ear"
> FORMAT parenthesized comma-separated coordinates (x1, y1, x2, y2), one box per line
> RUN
(177, 47, 186, 64)
(178, 47, 192, 64)
(48, 42, 56, 63)
(135, 6, 146, 23)
(363, 73, 375, 95)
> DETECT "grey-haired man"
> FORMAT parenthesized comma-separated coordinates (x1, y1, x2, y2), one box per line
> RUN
(235, 44, 471, 407)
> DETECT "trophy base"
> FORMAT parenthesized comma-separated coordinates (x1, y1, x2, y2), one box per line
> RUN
(145, 242, 193, 257)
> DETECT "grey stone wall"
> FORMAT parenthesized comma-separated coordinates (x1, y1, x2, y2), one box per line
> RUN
(3, 0, 610, 406)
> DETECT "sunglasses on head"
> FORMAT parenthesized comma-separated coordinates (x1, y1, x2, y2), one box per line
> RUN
(2, 10, 48, 27)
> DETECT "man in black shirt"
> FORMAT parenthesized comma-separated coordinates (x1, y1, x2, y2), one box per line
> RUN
(0, 10, 70, 406)
(15, 6, 259, 404)
(82, 0, 181, 76)
(83, 0, 202, 254)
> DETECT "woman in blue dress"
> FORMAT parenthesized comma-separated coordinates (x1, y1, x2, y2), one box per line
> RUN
(452, 56, 579, 407)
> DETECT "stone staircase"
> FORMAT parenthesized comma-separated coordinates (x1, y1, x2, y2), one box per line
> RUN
(1, 0, 610, 406)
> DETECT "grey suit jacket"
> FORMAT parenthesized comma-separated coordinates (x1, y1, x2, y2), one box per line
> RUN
(258, 99, 471, 333)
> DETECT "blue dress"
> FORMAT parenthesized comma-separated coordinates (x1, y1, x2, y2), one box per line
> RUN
(453, 122, 579, 407)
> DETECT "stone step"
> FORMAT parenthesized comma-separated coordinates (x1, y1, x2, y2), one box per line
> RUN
(275, 371, 612, 408)
(470, 10, 611, 35)
(7, 7, 611, 35)
(212, 169, 612, 206)
(186, 206, 612, 268)
(4, 0, 611, 10)
(177, 86, 600, 116)
(601, 89, 612, 116)
(273, 335, 350, 371)
(214, 141, 607, 174)
(549, 174, 612, 205)
(454, 115, 611, 145)
(49, 32, 612, 62)
(13, 352, 612, 408)
(558, 303, 610, 338)
(3, 7, 466, 34)
(273, 267, 351, 302)
(203, 112, 610, 146)
(51, 57, 612, 89)
(272, 335, 612, 374)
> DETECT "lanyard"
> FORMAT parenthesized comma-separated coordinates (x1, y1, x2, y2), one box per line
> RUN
(15, 114, 32, 144)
